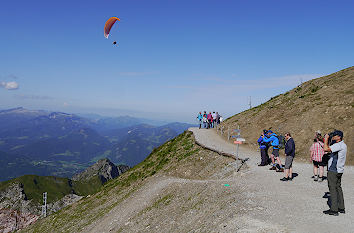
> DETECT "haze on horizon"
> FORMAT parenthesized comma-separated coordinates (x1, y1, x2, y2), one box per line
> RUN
(1, 0, 353, 123)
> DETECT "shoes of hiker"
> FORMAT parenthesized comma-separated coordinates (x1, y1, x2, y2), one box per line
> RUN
(276, 168, 284, 172)
(318, 177, 324, 182)
(323, 210, 339, 216)
(338, 209, 345, 214)
(311, 176, 315, 179)
(269, 166, 276, 170)
(288, 177, 293, 181)
(314, 176, 318, 181)
(280, 177, 288, 181)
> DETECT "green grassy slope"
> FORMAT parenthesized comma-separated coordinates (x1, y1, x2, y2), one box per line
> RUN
(0, 175, 73, 204)
(222, 66, 354, 164)
(0, 175, 106, 205)
(24, 131, 202, 233)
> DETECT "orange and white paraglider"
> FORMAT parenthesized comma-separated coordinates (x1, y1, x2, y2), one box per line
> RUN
(104, 17, 120, 45)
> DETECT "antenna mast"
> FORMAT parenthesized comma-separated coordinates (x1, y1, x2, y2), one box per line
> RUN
(42, 192, 47, 217)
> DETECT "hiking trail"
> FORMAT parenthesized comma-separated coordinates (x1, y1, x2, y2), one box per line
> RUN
(84, 127, 354, 233)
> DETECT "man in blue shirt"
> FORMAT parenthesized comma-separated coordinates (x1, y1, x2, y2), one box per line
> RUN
(257, 130, 270, 166)
(196, 112, 203, 129)
(262, 130, 284, 172)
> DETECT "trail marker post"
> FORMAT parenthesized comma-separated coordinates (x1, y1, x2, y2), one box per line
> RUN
(232, 126, 245, 159)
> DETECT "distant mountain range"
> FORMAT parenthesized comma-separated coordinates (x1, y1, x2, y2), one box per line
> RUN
(0, 107, 195, 181)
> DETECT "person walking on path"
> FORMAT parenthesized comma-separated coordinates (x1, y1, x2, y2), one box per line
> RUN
(280, 132, 295, 181)
(262, 130, 284, 172)
(323, 130, 347, 216)
(197, 112, 203, 129)
(310, 132, 325, 182)
(202, 111, 208, 129)
(257, 130, 270, 166)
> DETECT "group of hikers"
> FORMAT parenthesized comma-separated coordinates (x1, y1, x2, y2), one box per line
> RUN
(257, 129, 347, 216)
(257, 130, 295, 181)
(196, 111, 222, 129)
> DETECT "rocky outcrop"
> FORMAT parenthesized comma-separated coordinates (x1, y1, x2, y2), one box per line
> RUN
(72, 158, 130, 183)
(0, 209, 39, 233)
(0, 183, 39, 215)
(0, 183, 40, 233)
(47, 194, 83, 215)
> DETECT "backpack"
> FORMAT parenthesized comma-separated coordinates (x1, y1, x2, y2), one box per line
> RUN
(277, 135, 285, 149)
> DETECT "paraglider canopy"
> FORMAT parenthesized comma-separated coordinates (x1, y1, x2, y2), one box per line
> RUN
(104, 17, 120, 39)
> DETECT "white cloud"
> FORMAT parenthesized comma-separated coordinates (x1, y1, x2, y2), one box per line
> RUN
(0, 81, 19, 90)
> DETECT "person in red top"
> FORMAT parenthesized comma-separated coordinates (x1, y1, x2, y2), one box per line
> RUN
(310, 131, 325, 182)
(207, 112, 213, 129)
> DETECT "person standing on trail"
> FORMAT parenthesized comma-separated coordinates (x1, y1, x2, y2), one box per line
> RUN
(207, 112, 213, 129)
(310, 132, 325, 182)
(262, 130, 284, 172)
(197, 112, 203, 129)
(216, 112, 220, 125)
(202, 111, 208, 128)
(323, 130, 347, 216)
(257, 130, 270, 166)
(212, 111, 217, 128)
(280, 132, 295, 181)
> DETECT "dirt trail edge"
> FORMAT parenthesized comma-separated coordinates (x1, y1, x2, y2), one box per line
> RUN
(85, 128, 353, 233)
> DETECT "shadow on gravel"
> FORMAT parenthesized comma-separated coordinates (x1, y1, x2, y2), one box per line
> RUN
(291, 173, 299, 179)
(323, 192, 331, 208)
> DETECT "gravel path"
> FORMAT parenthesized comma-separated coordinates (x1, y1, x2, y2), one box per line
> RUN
(84, 128, 353, 233)
(189, 127, 354, 233)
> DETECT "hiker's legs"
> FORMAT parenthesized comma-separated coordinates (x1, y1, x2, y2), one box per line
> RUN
(276, 157, 282, 167)
(336, 173, 345, 210)
(260, 148, 267, 165)
(319, 166, 324, 178)
(283, 156, 293, 177)
(270, 154, 275, 164)
(328, 171, 339, 212)
(265, 147, 270, 164)
(289, 167, 293, 178)
(284, 168, 289, 178)
(313, 164, 318, 176)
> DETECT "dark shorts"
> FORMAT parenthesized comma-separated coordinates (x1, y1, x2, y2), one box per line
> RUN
(272, 149, 279, 158)
(313, 160, 326, 167)
(285, 156, 294, 169)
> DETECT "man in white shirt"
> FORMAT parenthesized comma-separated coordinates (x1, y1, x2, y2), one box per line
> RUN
(323, 130, 347, 216)
(212, 112, 217, 128)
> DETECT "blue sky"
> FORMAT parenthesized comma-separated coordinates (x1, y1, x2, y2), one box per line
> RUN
(1, 0, 353, 122)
